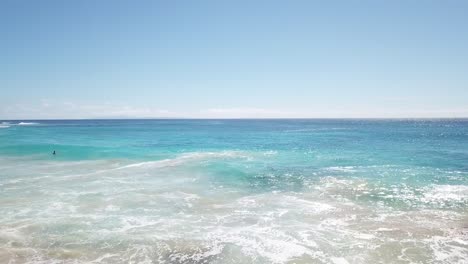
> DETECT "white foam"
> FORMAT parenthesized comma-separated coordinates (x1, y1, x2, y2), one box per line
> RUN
(117, 151, 250, 170)
(283, 195, 335, 213)
(422, 185, 468, 204)
(326, 166, 356, 172)
(116, 217, 162, 232)
(0, 125, 9, 128)
(1, 155, 468, 264)
(17, 122, 40, 125)
(105, 205, 120, 212)
(263, 150, 278, 156)
(331, 257, 350, 264)
(207, 228, 314, 263)
(375, 227, 396, 232)
(426, 233, 468, 263)
(90, 253, 120, 263)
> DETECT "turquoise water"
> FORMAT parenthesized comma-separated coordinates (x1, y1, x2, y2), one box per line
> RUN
(0, 119, 467, 263)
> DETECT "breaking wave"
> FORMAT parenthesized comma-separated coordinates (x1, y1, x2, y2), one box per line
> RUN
(18, 122, 40, 125)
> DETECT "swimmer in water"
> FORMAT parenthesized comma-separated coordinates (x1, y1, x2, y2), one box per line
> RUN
(53, 150, 56, 155)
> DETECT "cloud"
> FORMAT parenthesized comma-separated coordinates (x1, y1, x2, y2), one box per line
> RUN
(199, 107, 468, 118)
(1, 101, 467, 119)
(199, 108, 295, 118)
(0, 101, 174, 119)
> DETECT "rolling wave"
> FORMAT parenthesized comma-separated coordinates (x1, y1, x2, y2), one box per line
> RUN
(18, 122, 40, 126)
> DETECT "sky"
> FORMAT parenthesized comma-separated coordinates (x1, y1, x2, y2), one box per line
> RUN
(1, 0, 468, 119)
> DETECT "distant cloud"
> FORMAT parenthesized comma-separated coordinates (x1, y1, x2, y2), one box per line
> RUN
(0, 101, 174, 119)
(1, 101, 467, 119)
(199, 108, 294, 118)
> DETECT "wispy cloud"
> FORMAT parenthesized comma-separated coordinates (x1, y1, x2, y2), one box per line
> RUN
(199, 108, 295, 118)
(0, 101, 174, 119)
(1, 101, 467, 119)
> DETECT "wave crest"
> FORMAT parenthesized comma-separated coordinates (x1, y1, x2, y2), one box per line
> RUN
(118, 151, 250, 170)
(18, 122, 40, 126)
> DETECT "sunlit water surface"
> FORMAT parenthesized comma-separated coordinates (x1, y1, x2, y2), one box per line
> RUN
(0, 119, 467, 263)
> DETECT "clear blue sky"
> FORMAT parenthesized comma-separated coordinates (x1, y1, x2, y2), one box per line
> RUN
(1, 0, 468, 119)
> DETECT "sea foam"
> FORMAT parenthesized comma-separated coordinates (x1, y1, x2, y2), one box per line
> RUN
(1, 119, 467, 263)
(17, 122, 40, 125)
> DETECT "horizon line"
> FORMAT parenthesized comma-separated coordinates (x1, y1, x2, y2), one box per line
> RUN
(2, 117, 468, 121)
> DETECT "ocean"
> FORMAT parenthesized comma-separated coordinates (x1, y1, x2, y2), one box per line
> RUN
(0, 119, 467, 263)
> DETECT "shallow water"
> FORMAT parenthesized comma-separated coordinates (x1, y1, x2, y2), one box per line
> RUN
(0, 119, 467, 263)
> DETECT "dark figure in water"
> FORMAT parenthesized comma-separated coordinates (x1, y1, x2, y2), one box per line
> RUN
(53, 150, 56, 155)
